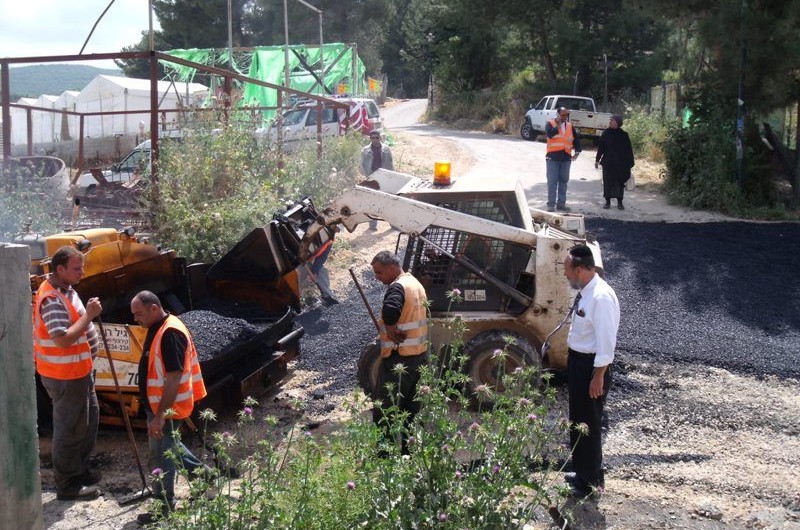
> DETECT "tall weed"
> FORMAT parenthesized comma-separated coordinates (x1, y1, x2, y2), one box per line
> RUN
(151, 295, 576, 529)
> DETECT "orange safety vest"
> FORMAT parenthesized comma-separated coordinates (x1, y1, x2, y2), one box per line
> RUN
(379, 272, 429, 357)
(146, 315, 207, 419)
(311, 238, 333, 260)
(32, 280, 93, 380)
(546, 120, 575, 154)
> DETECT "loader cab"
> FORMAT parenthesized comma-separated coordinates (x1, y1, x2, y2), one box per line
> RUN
(400, 180, 535, 314)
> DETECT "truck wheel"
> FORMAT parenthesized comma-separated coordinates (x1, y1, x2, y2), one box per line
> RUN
(357, 341, 382, 400)
(520, 121, 538, 141)
(465, 331, 538, 409)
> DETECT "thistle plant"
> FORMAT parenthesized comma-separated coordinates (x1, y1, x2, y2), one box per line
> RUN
(153, 292, 576, 529)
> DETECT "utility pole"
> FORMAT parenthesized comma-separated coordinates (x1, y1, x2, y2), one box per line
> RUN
(227, 0, 234, 69)
(283, 0, 290, 90)
(736, 0, 747, 190)
(293, 0, 324, 94)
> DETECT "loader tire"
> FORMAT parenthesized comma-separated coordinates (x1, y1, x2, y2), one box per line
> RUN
(465, 331, 539, 410)
(357, 340, 382, 400)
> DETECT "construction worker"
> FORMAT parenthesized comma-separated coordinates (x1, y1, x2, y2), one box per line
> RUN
(130, 290, 208, 524)
(370, 251, 428, 454)
(545, 107, 582, 212)
(33, 245, 102, 501)
(296, 226, 339, 306)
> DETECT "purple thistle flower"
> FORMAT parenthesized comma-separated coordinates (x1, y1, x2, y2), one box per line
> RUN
(243, 406, 253, 415)
(527, 413, 538, 422)
(492, 464, 501, 474)
(347, 481, 356, 490)
(151, 468, 163, 476)
(452, 288, 461, 296)
(438, 512, 448, 522)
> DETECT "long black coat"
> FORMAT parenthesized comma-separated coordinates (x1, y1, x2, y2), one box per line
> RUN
(596, 128, 634, 199)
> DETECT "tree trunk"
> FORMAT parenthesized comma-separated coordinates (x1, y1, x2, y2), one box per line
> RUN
(541, 32, 557, 82)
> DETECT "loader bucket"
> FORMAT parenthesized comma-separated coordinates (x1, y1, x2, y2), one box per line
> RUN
(207, 222, 300, 282)
(207, 197, 326, 283)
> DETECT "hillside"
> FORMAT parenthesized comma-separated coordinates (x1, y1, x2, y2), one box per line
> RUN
(5, 64, 121, 100)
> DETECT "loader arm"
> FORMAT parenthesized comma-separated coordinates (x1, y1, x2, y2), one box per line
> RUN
(300, 185, 539, 259)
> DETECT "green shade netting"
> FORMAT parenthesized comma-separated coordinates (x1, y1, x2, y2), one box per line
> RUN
(161, 44, 365, 120)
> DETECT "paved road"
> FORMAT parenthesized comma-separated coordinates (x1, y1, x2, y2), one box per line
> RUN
(383, 99, 727, 222)
(382, 99, 800, 379)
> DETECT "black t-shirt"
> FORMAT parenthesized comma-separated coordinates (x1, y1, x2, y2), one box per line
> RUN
(138, 314, 188, 403)
(381, 282, 405, 326)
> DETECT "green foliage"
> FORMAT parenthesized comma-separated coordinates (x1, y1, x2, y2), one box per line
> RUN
(151, 303, 573, 529)
(278, 133, 364, 207)
(147, 123, 362, 263)
(622, 105, 673, 161)
(661, 90, 776, 216)
(146, 124, 278, 263)
(0, 160, 65, 241)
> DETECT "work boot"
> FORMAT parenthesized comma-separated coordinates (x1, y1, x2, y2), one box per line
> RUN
(602, 201, 610, 209)
(56, 484, 101, 501)
(546, 205, 555, 212)
(556, 204, 571, 212)
(79, 469, 102, 486)
(322, 295, 339, 306)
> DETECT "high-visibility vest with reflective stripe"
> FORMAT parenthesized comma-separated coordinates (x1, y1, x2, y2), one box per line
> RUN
(546, 120, 575, 154)
(32, 280, 93, 380)
(146, 315, 207, 420)
(379, 272, 428, 358)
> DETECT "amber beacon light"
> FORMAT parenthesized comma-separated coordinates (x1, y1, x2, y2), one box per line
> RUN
(433, 161, 452, 186)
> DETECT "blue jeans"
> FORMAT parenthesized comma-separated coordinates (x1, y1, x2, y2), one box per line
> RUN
(297, 244, 335, 299)
(146, 410, 204, 505)
(546, 158, 572, 207)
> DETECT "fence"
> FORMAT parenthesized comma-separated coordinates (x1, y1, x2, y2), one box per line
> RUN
(650, 83, 681, 117)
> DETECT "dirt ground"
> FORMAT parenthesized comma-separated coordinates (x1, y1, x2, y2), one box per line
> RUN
(39, 128, 800, 529)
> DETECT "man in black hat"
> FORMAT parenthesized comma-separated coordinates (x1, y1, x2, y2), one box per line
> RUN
(562, 244, 619, 499)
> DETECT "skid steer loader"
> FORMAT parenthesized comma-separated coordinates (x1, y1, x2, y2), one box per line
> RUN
(291, 169, 602, 406)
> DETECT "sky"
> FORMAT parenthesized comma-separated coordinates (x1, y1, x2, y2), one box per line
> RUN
(0, 0, 161, 68)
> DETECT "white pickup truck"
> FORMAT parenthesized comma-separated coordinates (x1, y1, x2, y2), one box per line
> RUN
(520, 95, 612, 141)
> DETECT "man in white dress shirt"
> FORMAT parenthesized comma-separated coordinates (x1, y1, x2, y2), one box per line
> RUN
(563, 244, 620, 498)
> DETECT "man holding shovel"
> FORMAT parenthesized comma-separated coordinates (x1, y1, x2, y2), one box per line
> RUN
(370, 251, 428, 455)
(130, 290, 208, 524)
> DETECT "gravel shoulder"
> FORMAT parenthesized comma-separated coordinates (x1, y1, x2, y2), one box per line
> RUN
(40, 117, 800, 530)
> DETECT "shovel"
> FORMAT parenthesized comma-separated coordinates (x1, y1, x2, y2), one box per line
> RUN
(95, 318, 153, 505)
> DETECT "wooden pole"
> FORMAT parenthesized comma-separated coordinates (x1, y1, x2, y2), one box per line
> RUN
(0, 244, 43, 530)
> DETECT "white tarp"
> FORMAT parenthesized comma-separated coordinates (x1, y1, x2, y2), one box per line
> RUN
(33, 94, 58, 144)
(54, 90, 79, 141)
(10, 97, 37, 145)
(75, 75, 208, 139)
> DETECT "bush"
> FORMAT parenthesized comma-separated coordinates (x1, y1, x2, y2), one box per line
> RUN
(622, 105, 673, 162)
(146, 125, 362, 263)
(0, 159, 65, 241)
(150, 297, 576, 529)
(661, 92, 778, 216)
